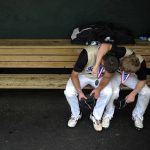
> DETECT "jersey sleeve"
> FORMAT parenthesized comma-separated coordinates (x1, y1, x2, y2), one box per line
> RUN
(135, 60, 147, 80)
(111, 45, 126, 58)
(73, 49, 88, 72)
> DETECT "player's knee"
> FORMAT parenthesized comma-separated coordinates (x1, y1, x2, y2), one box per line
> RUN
(112, 88, 120, 99)
(64, 88, 76, 98)
(140, 86, 150, 97)
(101, 87, 112, 97)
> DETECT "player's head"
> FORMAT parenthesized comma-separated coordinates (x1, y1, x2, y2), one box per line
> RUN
(120, 54, 141, 73)
(103, 52, 119, 73)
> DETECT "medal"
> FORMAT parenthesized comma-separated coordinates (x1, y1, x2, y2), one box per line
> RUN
(95, 80, 99, 86)
(121, 71, 130, 84)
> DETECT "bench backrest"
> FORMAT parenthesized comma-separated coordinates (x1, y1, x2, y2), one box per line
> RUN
(0, 39, 149, 69)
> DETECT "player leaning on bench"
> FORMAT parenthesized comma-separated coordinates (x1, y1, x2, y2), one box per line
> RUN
(64, 37, 150, 131)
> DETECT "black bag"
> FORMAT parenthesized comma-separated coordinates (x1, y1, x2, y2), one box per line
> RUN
(71, 22, 114, 45)
(71, 22, 135, 45)
(113, 26, 135, 44)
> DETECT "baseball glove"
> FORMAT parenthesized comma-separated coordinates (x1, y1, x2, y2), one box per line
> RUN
(113, 97, 127, 109)
(79, 94, 96, 110)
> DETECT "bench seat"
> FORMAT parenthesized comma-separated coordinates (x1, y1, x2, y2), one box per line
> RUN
(0, 39, 149, 89)
(0, 74, 149, 89)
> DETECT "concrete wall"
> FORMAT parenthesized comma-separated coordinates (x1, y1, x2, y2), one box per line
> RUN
(0, 0, 149, 38)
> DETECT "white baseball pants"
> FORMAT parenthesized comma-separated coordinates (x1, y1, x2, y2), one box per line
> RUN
(64, 74, 112, 120)
(103, 72, 150, 121)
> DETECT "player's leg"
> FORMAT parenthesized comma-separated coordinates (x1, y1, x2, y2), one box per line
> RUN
(102, 72, 121, 128)
(124, 75, 150, 129)
(64, 74, 91, 127)
(90, 78, 113, 131)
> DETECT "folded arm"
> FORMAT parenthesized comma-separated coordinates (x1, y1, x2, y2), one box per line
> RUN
(125, 80, 146, 103)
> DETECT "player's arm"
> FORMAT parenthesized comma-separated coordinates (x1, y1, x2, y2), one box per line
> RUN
(91, 71, 113, 98)
(97, 71, 113, 91)
(126, 60, 147, 103)
(92, 43, 112, 76)
(71, 71, 87, 100)
(71, 49, 88, 100)
(132, 80, 146, 95)
(71, 71, 82, 94)
(125, 80, 146, 103)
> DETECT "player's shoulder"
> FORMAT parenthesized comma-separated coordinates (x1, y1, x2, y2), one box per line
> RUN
(84, 45, 100, 51)
(124, 48, 134, 56)
(135, 54, 144, 63)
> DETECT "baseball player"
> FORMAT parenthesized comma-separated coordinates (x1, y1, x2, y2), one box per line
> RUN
(64, 45, 119, 132)
(93, 46, 150, 130)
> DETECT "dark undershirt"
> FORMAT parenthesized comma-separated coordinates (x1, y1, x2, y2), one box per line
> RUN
(73, 46, 147, 80)
(73, 49, 88, 72)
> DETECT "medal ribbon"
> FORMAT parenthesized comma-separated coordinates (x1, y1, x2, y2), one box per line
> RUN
(121, 71, 130, 84)
(98, 64, 105, 79)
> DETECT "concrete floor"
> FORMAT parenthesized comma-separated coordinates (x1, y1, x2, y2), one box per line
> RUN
(0, 89, 150, 150)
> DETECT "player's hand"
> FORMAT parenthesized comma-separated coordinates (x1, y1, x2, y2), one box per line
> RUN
(78, 92, 87, 101)
(90, 88, 100, 99)
(125, 92, 136, 103)
(92, 65, 98, 77)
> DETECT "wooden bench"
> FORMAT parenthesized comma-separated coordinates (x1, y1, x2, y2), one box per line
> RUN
(0, 39, 149, 89)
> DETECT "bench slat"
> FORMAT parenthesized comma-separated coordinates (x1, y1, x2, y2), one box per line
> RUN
(0, 48, 149, 55)
(0, 55, 78, 62)
(1, 55, 149, 63)
(0, 74, 149, 89)
(0, 48, 81, 55)
(0, 62, 75, 68)
(0, 39, 150, 47)
(0, 47, 150, 55)
(0, 74, 69, 89)
(0, 61, 149, 68)
(132, 49, 150, 55)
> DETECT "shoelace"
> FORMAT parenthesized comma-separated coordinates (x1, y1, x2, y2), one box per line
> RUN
(135, 117, 142, 123)
(92, 115, 100, 125)
(95, 120, 100, 125)
(103, 118, 110, 123)
(70, 116, 77, 121)
(70, 114, 81, 121)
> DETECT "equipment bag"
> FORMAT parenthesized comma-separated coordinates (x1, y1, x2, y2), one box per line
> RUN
(71, 22, 135, 45)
